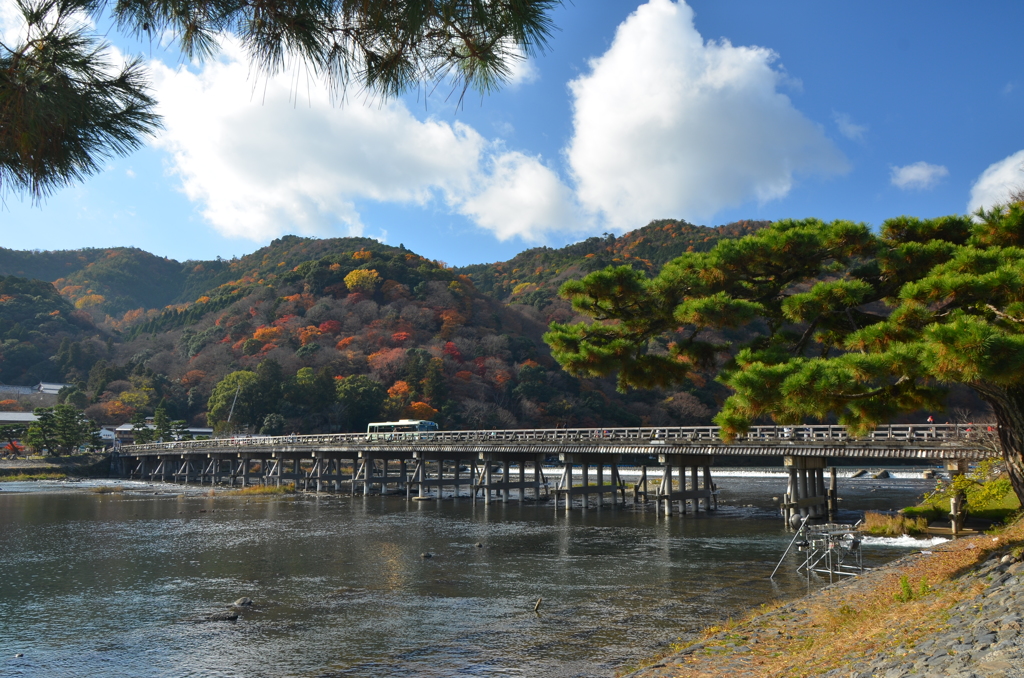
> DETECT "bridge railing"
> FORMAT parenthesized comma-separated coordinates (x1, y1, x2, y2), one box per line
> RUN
(119, 423, 992, 455)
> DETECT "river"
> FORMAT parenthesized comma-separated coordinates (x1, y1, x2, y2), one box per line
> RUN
(0, 471, 944, 677)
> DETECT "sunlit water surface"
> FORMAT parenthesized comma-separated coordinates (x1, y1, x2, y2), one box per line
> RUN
(0, 472, 940, 677)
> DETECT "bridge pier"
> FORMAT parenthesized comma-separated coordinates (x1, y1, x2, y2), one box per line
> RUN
(633, 465, 650, 503)
(553, 453, 626, 510)
(782, 456, 830, 526)
(410, 452, 477, 499)
(475, 453, 546, 504)
(352, 453, 409, 495)
(655, 454, 717, 516)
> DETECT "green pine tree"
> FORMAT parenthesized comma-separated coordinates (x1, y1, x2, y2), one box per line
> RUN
(545, 205, 1024, 503)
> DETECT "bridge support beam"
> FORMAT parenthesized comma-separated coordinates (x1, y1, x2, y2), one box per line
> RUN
(945, 460, 969, 536)
(553, 453, 626, 511)
(409, 451, 477, 499)
(782, 456, 830, 526)
(475, 453, 546, 504)
(655, 454, 717, 516)
(351, 453, 410, 495)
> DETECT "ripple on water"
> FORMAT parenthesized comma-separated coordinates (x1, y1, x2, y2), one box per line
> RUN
(1, 480, 935, 677)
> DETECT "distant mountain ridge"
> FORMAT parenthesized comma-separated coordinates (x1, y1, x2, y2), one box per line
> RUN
(0, 220, 769, 318)
(458, 219, 769, 308)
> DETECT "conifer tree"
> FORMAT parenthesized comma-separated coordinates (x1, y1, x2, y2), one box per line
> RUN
(1, 0, 160, 200)
(2, 0, 560, 199)
(545, 205, 1024, 503)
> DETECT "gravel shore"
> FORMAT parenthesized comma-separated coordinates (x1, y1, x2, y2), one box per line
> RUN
(628, 525, 1024, 678)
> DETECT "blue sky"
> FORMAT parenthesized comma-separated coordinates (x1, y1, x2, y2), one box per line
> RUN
(2, 1, 1024, 266)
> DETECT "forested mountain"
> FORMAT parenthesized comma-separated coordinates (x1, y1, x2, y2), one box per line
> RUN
(0, 247, 187, 316)
(0, 221, 767, 434)
(0, 275, 101, 385)
(458, 219, 768, 314)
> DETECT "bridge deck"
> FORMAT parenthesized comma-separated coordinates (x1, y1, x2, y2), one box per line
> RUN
(119, 424, 995, 461)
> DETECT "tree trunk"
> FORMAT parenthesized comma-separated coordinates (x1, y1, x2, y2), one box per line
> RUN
(974, 383, 1024, 505)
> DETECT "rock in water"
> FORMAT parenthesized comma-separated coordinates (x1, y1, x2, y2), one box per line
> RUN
(232, 597, 253, 607)
(850, 469, 867, 478)
(871, 470, 890, 479)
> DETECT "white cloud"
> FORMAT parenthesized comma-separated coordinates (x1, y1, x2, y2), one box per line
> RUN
(565, 0, 847, 230)
(142, 1, 850, 246)
(506, 55, 539, 87)
(456, 151, 585, 241)
(833, 112, 867, 141)
(0, 0, 24, 45)
(968, 150, 1024, 212)
(890, 162, 949, 190)
(148, 41, 575, 243)
(1, 0, 97, 45)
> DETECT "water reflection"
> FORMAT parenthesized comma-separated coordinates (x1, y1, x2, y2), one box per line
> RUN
(0, 476, 936, 677)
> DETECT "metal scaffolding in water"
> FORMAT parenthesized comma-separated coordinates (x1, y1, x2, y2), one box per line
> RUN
(795, 523, 865, 584)
(771, 517, 866, 584)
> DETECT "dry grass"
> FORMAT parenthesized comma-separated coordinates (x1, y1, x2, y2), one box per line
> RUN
(862, 510, 929, 536)
(89, 485, 124, 494)
(225, 484, 296, 496)
(648, 517, 1024, 678)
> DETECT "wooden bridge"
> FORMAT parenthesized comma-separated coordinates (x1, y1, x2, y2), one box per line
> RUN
(115, 424, 995, 522)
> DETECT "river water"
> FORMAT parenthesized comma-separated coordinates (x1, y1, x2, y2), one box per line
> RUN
(0, 472, 944, 677)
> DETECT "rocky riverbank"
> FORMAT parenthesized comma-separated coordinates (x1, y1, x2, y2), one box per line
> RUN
(627, 518, 1024, 678)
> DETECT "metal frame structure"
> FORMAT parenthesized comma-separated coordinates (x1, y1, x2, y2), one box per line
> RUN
(795, 523, 865, 584)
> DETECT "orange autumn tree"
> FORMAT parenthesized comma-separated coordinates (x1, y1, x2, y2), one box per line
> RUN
(383, 380, 412, 418)
(406, 401, 438, 420)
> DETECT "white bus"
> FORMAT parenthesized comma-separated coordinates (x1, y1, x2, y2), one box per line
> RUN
(366, 419, 439, 440)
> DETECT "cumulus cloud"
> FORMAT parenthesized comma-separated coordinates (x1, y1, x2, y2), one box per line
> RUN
(833, 112, 867, 141)
(456, 151, 584, 241)
(968, 150, 1024, 212)
(506, 54, 539, 87)
(566, 0, 847, 230)
(142, 0, 850, 245)
(148, 41, 575, 242)
(890, 162, 949, 190)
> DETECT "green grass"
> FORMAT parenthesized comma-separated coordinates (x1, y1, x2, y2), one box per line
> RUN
(905, 489, 1021, 524)
(0, 472, 66, 481)
(903, 505, 947, 522)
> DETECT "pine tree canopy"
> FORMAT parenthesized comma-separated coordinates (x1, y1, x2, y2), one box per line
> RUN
(1, 0, 560, 199)
(544, 203, 1024, 502)
(1, 0, 160, 200)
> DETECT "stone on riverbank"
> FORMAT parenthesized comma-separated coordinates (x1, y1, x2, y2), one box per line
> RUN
(626, 521, 1024, 678)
